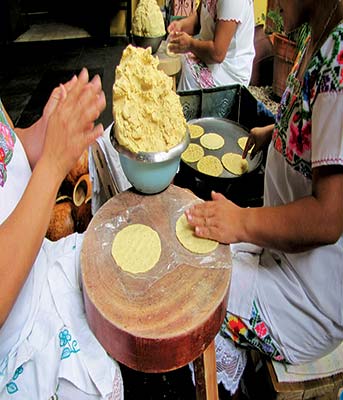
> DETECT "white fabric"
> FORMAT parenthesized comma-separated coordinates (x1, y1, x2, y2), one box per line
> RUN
(188, 335, 247, 395)
(272, 341, 343, 383)
(178, 0, 255, 90)
(0, 115, 123, 398)
(312, 92, 343, 167)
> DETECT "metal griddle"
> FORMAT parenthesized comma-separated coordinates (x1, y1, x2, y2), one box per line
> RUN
(183, 117, 263, 180)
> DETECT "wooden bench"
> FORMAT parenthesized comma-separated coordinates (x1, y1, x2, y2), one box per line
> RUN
(245, 350, 343, 400)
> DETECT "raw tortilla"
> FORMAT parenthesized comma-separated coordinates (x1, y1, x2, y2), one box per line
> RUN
(181, 143, 204, 163)
(200, 133, 224, 150)
(176, 214, 219, 254)
(221, 152, 248, 175)
(188, 124, 205, 139)
(111, 224, 161, 273)
(197, 155, 223, 177)
(237, 136, 252, 153)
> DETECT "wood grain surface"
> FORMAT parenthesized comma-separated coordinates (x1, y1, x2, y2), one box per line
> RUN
(81, 184, 231, 373)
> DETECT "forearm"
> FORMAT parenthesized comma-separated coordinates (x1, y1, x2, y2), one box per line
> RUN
(237, 174, 343, 252)
(15, 118, 45, 169)
(0, 158, 63, 326)
(189, 38, 222, 64)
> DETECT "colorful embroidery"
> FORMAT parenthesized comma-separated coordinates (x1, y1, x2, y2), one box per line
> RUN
(6, 366, 23, 395)
(273, 25, 343, 179)
(0, 101, 16, 187)
(185, 53, 216, 89)
(59, 328, 80, 360)
(221, 301, 285, 362)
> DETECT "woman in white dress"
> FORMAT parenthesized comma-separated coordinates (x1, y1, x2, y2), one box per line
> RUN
(167, 0, 255, 91)
(185, 0, 343, 395)
(0, 69, 123, 399)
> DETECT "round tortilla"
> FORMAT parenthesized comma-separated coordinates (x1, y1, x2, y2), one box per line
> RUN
(237, 136, 252, 153)
(181, 143, 205, 163)
(197, 155, 223, 177)
(200, 133, 224, 150)
(221, 152, 248, 175)
(176, 214, 219, 254)
(111, 224, 161, 273)
(188, 124, 205, 139)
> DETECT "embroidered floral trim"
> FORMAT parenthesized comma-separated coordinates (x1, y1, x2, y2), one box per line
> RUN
(185, 53, 216, 89)
(221, 301, 285, 362)
(273, 25, 343, 179)
(6, 366, 23, 395)
(59, 328, 80, 360)
(0, 103, 16, 187)
(312, 157, 343, 165)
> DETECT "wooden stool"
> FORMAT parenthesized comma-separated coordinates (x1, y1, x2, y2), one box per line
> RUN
(81, 185, 232, 399)
(247, 350, 343, 400)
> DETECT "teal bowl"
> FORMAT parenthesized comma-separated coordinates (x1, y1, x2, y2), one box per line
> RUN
(111, 128, 190, 194)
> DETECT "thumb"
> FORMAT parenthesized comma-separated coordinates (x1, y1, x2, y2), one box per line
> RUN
(211, 191, 226, 201)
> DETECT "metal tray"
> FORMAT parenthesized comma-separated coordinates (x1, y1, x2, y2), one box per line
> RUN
(182, 117, 263, 179)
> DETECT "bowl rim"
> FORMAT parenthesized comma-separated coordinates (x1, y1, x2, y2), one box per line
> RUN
(110, 124, 190, 163)
(131, 34, 166, 40)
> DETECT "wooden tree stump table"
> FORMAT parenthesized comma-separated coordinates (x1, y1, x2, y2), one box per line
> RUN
(81, 184, 232, 399)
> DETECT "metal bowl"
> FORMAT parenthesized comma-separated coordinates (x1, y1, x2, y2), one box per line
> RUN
(110, 126, 189, 194)
(131, 34, 165, 54)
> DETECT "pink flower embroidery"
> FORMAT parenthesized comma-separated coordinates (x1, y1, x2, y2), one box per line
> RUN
(337, 50, 343, 64)
(288, 113, 311, 157)
(255, 321, 268, 338)
(275, 136, 282, 153)
(1, 123, 14, 148)
(0, 147, 5, 163)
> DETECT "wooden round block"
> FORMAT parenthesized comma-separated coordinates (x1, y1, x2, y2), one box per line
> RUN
(81, 184, 231, 373)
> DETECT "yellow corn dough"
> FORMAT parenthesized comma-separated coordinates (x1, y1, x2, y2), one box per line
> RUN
(221, 153, 249, 175)
(188, 124, 205, 139)
(111, 224, 161, 273)
(113, 45, 187, 153)
(181, 143, 204, 163)
(132, 0, 166, 37)
(176, 214, 219, 254)
(200, 133, 225, 150)
(197, 155, 223, 177)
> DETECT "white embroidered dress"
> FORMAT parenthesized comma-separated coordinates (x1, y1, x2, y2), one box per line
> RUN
(0, 101, 123, 399)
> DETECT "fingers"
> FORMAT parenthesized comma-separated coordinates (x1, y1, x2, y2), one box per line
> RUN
(242, 135, 254, 159)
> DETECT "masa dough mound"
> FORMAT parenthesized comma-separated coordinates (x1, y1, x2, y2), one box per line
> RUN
(200, 133, 224, 150)
(113, 45, 187, 153)
(111, 223, 161, 273)
(197, 155, 223, 177)
(188, 124, 205, 139)
(221, 153, 248, 175)
(132, 0, 166, 37)
(176, 214, 219, 254)
(181, 143, 204, 163)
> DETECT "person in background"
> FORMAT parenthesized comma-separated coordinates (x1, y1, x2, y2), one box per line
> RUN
(185, 0, 343, 395)
(167, 0, 255, 91)
(0, 69, 123, 399)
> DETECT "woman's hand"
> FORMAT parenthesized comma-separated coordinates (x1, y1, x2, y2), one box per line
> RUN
(41, 68, 106, 182)
(15, 74, 79, 169)
(168, 31, 193, 53)
(167, 20, 183, 34)
(185, 191, 245, 244)
(242, 124, 274, 160)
